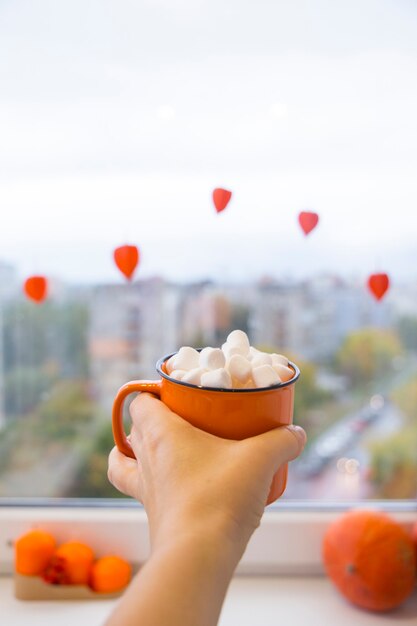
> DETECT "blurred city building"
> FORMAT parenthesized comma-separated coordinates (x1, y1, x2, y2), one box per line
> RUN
(87, 274, 402, 410)
(250, 275, 393, 362)
(389, 280, 417, 317)
(0, 261, 18, 428)
(0, 269, 411, 418)
(179, 281, 254, 347)
(88, 278, 182, 412)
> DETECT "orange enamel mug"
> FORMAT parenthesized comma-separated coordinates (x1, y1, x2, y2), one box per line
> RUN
(112, 353, 300, 504)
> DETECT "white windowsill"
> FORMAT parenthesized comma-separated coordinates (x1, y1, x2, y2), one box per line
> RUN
(1, 503, 416, 624)
(1, 574, 417, 626)
(1, 504, 416, 575)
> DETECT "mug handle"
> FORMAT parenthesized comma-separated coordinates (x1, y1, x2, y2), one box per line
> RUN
(112, 380, 162, 459)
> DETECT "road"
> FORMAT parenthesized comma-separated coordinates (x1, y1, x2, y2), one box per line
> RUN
(283, 399, 405, 500)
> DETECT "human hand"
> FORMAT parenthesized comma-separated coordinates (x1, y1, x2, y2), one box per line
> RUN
(108, 393, 306, 560)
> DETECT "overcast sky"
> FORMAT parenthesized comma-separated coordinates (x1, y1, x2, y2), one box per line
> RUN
(0, 0, 416, 284)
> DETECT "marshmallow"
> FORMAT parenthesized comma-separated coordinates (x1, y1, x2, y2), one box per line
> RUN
(167, 330, 291, 391)
(228, 354, 252, 384)
(273, 363, 294, 382)
(201, 368, 232, 389)
(252, 364, 281, 388)
(248, 346, 262, 361)
(226, 330, 250, 352)
(222, 342, 248, 359)
(170, 346, 200, 371)
(182, 367, 207, 386)
(271, 353, 289, 367)
(233, 378, 255, 389)
(165, 355, 176, 374)
(251, 352, 273, 368)
(169, 369, 187, 381)
(230, 379, 245, 389)
(199, 347, 226, 370)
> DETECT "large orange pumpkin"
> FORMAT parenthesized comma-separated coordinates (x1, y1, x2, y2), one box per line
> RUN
(322, 510, 416, 612)
(412, 521, 417, 567)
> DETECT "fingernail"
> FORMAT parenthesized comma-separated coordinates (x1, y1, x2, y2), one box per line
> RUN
(286, 425, 307, 449)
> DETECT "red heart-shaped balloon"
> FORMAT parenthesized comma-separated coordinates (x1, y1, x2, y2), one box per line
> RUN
(114, 245, 140, 281)
(213, 188, 232, 213)
(24, 276, 48, 303)
(298, 211, 319, 236)
(368, 273, 390, 301)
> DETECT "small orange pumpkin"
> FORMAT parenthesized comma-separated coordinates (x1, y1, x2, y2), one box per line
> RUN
(15, 530, 56, 576)
(89, 555, 132, 593)
(322, 510, 416, 612)
(43, 541, 94, 585)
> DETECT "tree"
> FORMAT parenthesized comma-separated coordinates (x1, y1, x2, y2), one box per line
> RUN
(336, 328, 403, 387)
(39, 380, 94, 439)
(4, 366, 55, 416)
(397, 316, 417, 353)
(254, 345, 331, 431)
(391, 374, 417, 421)
(2, 300, 89, 420)
(292, 358, 329, 418)
(64, 421, 125, 498)
(368, 427, 417, 498)
(368, 375, 417, 498)
(2, 300, 89, 379)
(0, 380, 100, 496)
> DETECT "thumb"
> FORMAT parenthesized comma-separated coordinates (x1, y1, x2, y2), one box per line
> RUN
(246, 424, 307, 474)
(107, 446, 143, 502)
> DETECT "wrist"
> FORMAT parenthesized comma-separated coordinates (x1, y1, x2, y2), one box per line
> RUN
(149, 512, 248, 568)
(151, 527, 242, 584)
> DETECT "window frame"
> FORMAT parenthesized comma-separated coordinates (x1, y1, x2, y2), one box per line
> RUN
(1, 499, 416, 576)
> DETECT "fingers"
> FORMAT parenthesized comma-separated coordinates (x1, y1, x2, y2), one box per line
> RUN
(130, 393, 181, 432)
(246, 424, 307, 474)
(283, 425, 307, 457)
(129, 393, 188, 458)
(108, 446, 143, 502)
(128, 393, 306, 480)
